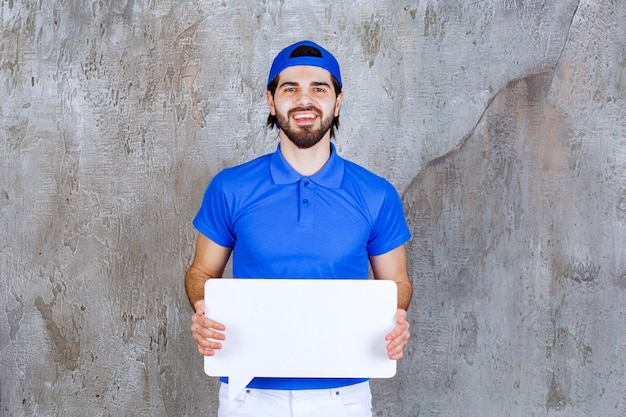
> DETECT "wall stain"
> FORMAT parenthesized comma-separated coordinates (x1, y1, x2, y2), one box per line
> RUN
(174, 18, 207, 128)
(544, 320, 593, 412)
(0, 189, 8, 216)
(546, 371, 569, 410)
(563, 260, 600, 285)
(617, 190, 626, 220)
(456, 312, 479, 366)
(424, 4, 447, 38)
(122, 312, 145, 343)
(360, 16, 381, 68)
(614, 271, 626, 290)
(6, 117, 29, 151)
(405, 6, 417, 21)
(402, 60, 616, 414)
(6, 291, 24, 341)
(34, 288, 81, 371)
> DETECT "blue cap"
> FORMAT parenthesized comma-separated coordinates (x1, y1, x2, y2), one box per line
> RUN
(267, 40, 342, 88)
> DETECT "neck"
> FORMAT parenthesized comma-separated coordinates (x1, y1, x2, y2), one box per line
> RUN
(279, 134, 332, 176)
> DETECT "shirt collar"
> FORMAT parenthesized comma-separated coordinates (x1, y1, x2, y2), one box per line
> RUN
(270, 142, 344, 188)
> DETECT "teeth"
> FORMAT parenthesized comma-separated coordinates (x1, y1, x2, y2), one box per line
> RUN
(294, 114, 316, 120)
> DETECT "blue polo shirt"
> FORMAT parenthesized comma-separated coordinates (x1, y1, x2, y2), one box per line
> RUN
(193, 143, 411, 390)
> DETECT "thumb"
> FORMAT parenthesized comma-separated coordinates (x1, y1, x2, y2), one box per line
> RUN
(194, 299, 205, 316)
(396, 308, 407, 324)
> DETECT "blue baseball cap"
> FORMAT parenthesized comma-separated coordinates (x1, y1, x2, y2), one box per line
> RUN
(267, 40, 342, 88)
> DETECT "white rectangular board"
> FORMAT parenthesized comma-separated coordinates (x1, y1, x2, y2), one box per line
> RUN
(203, 278, 398, 401)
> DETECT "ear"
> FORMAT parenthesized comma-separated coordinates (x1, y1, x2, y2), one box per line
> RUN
(334, 91, 344, 117)
(266, 90, 276, 115)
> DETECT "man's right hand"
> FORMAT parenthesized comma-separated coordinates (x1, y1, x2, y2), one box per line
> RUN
(191, 299, 226, 356)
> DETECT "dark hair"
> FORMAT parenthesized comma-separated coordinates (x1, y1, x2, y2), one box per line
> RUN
(266, 46, 342, 138)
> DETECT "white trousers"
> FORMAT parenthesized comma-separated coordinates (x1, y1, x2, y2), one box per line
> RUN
(217, 381, 373, 417)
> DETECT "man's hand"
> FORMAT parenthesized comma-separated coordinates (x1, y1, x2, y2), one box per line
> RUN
(191, 299, 226, 356)
(385, 308, 410, 360)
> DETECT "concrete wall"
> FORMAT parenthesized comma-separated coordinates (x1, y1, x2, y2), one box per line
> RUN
(1, 0, 624, 416)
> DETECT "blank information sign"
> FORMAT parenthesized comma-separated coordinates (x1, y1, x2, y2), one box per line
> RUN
(203, 278, 398, 401)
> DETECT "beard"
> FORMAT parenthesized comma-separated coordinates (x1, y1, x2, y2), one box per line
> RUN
(275, 106, 335, 149)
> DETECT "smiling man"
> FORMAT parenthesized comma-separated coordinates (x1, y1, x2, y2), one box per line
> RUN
(186, 40, 412, 417)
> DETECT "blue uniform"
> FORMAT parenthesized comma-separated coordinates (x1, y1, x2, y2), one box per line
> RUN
(193, 143, 411, 390)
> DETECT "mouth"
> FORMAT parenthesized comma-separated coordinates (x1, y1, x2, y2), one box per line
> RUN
(290, 109, 320, 125)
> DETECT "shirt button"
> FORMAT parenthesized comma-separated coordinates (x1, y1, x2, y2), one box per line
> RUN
(304, 181, 310, 186)
(303, 199, 309, 204)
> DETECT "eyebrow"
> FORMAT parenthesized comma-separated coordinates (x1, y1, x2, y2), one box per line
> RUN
(311, 81, 331, 88)
(278, 81, 332, 89)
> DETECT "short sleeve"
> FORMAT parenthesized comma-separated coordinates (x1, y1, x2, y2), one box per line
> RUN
(192, 172, 236, 248)
(366, 181, 411, 256)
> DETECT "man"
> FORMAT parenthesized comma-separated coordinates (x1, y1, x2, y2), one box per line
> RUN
(186, 40, 412, 417)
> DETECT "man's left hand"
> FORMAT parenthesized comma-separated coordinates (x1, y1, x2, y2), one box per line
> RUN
(385, 308, 410, 360)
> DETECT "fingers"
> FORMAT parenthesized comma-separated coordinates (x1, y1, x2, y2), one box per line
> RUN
(386, 308, 410, 360)
(191, 309, 226, 357)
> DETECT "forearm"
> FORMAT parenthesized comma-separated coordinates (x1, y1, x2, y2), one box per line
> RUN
(185, 266, 216, 308)
(185, 234, 232, 309)
(370, 245, 412, 310)
(396, 279, 413, 311)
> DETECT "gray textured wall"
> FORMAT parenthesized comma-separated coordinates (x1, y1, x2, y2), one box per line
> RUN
(1, 0, 624, 416)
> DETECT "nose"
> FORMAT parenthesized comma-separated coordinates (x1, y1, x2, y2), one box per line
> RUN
(295, 90, 313, 107)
